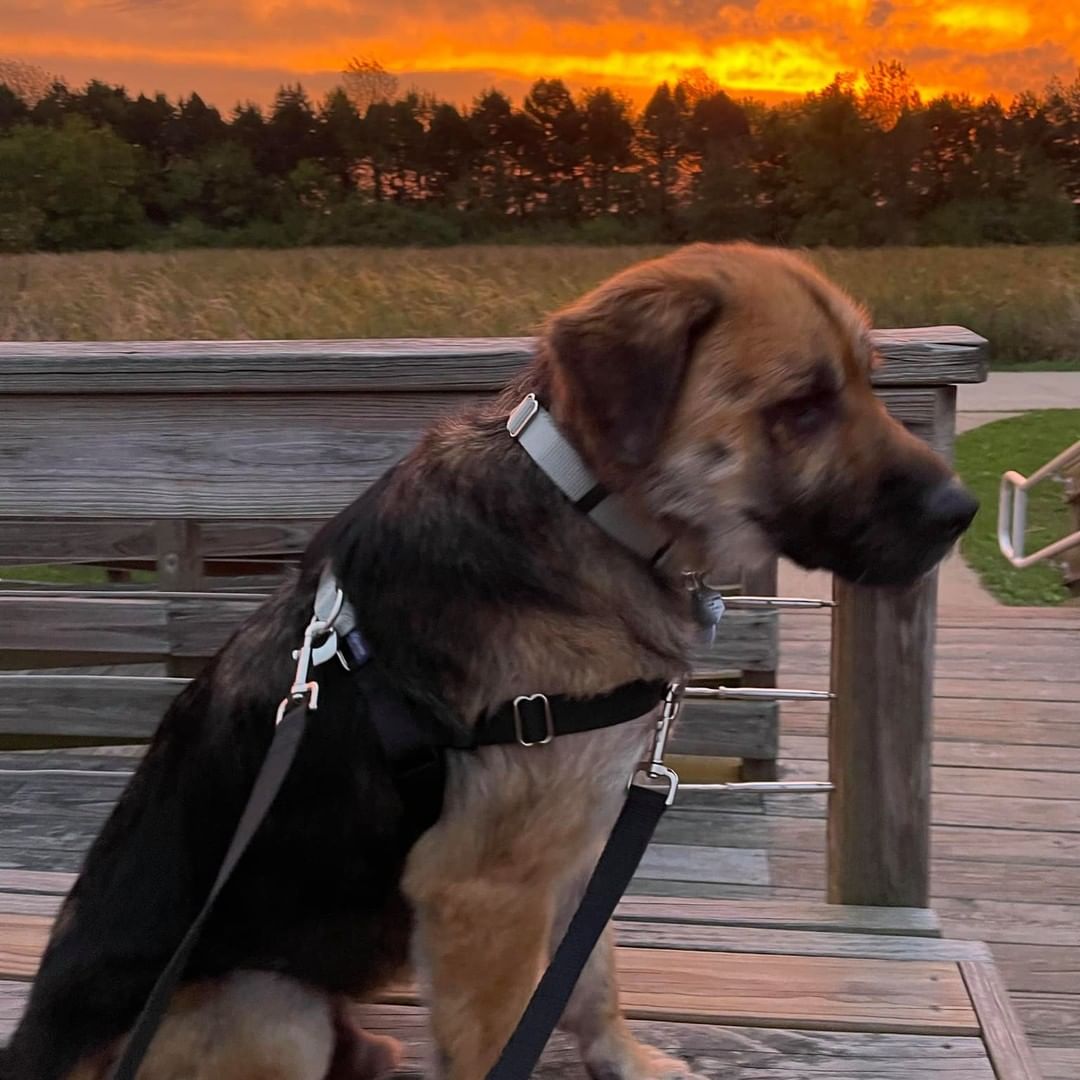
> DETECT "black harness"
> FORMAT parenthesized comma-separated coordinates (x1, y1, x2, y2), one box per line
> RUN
(110, 616, 672, 1080)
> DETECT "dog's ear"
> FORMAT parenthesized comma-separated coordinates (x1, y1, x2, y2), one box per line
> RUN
(543, 269, 721, 484)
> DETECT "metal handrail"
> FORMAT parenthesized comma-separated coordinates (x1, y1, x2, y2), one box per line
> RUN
(998, 440, 1080, 568)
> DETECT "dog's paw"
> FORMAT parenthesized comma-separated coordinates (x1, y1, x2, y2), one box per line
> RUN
(327, 1025, 404, 1079)
(584, 1040, 707, 1080)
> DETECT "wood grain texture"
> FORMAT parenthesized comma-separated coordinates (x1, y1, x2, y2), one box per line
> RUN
(0, 675, 181, 738)
(0, 870, 73, 895)
(0, 393, 463, 518)
(378, 947, 982, 1036)
(609, 920, 989, 961)
(669, 700, 779, 759)
(828, 573, 937, 907)
(616, 895, 941, 936)
(0, 328, 986, 395)
(635, 843, 770, 886)
(960, 961, 1045, 1080)
(0, 991, 998, 1077)
(1035, 1048, 1080, 1080)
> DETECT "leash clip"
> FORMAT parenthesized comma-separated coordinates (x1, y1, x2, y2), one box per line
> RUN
(630, 679, 684, 805)
(276, 598, 341, 724)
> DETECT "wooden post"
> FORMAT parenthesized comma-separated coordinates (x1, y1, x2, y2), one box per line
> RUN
(1063, 462, 1080, 599)
(828, 574, 936, 906)
(827, 327, 988, 907)
(156, 519, 204, 678)
(739, 556, 779, 782)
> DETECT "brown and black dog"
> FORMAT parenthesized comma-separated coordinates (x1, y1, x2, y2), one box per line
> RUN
(4, 243, 976, 1080)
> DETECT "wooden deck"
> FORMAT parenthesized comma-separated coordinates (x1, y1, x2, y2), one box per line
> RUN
(0, 603, 1070, 1077)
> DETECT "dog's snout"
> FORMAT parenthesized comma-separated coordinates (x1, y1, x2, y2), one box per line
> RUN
(923, 481, 978, 541)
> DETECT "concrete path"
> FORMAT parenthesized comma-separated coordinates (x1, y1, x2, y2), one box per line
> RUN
(777, 549, 994, 610)
(956, 371, 1080, 433)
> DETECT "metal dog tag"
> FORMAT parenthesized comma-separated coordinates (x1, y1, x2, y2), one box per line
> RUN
(691, 585, 726, 646)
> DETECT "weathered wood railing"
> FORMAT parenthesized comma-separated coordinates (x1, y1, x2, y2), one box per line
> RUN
(0, 328, 988, 907)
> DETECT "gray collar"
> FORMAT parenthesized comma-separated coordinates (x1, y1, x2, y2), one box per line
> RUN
(507, 394, 672, 564)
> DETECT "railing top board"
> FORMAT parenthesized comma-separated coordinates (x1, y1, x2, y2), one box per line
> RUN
(0, 326, 988, 395)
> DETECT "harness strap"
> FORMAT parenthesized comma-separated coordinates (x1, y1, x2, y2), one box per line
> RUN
(468, 679, 669, 749)
(109, 700, 311, 1080)
(485, 784, 669, 1080)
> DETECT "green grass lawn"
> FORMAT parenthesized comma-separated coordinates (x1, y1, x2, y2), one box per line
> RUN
(954, 410, 1079, 605)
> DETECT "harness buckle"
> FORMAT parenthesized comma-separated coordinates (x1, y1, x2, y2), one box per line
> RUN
(275, 681, 319, 725)
(512, 693, 554, 747)
(507, 394, 540, 438)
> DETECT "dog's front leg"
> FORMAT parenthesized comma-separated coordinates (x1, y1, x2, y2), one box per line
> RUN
(407, 871, 555, 1080)
(553, 854, 705, 1080)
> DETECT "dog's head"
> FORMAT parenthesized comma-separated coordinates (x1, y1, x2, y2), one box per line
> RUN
(540, 243, 977, 586)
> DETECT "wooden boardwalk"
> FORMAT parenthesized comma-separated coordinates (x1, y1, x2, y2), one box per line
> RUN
(0, 603, 1070, 1077)
(640, 602, 1080, 1080)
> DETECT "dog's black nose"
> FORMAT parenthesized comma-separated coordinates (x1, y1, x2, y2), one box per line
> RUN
(924, 481, 978, 541)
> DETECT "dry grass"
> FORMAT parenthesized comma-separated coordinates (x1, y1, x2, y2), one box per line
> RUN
(2, 244, 1079, 366)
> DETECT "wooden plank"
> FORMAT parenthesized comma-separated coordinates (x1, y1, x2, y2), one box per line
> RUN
(0, 393, 456, 518)
(960, 961, 1044, 1080)
(0, 590, 769, 666)
(0, 870, 73, 895)
(0, 328, 987, 395)
(382, 948, 982, 1036)
(783, 734, 1080, 774)
(1010, 991, 1080, 1048)
(0, 892, 60, 917)
(626, 880, 812, 900)
(689, 607, 778, 671)
(615, 950, 979, 1035)
(358, 1006, 998, 1077)
(668, 700, 778, 759)
(781, 756, 1080, 807)
(0, 673, 772, 756)
(0, 991, 999, 1076)
(784, 702, 1080, 748)
(828, 572, 937, 907)
(992, 943, 1080, 995)
(0, 916, 980, 1034)
(0, 520, 157, 565)
(0, 912, 51, 979)
(868, 326, 989, 384)
(609, 920, 989, 962)
(935, 898, 1080, 948)
(1, 979, 29, 1041)
(615, 895, 942, 936)
(1036, 1048, 1080, 1080)
(636, 844, 770, 886)
(0, 676, 182, 739)
(0, 339, 535, 394)
(0, 597, 168, 655)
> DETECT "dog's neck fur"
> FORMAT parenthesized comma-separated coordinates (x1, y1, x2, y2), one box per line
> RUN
(313, 366, 695, 725)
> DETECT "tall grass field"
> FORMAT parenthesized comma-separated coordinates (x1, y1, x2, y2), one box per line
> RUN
(2, 244, 1080, 367)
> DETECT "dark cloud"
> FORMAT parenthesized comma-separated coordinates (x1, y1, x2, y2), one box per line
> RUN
(866, 1, 892, 29)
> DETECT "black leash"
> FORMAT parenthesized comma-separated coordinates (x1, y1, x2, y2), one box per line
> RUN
(485, 783, 668, 1080)
(109, 700, 310, 1080)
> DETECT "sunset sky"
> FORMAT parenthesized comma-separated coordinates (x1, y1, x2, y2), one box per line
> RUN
(4, 1, 1078, 110)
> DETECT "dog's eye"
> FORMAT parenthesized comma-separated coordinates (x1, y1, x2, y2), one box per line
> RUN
(790, 399, 831, 434)
(766, 392, 837, 437)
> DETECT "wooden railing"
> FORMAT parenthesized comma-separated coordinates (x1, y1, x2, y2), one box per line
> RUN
(0, 327, 988, 907)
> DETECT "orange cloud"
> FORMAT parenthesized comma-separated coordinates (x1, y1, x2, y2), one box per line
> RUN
(2, 0, 1077, 108)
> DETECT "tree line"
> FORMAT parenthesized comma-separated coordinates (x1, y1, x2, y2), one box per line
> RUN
(0, 58, 1078, 252)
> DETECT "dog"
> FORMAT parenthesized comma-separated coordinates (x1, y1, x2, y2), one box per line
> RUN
(4, 242, 977, 1080)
